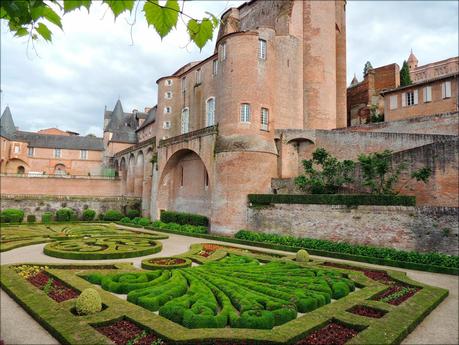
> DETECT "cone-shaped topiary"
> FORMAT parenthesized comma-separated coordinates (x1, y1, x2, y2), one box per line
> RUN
(296, 249, 309, 262)
(75, 288, 102, 315)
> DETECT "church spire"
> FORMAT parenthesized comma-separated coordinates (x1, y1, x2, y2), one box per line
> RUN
(0, 106, 16, 137)
(407, 49, 418, 70)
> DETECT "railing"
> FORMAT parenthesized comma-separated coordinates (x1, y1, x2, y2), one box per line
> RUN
(0, 173, 119, 180)
(158, 125, 218, 148)
(114, 137, 156, 157)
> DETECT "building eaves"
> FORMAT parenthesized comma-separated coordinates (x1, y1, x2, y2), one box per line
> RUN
(380, 72, 458, 95)
(13, 131, 104, 151)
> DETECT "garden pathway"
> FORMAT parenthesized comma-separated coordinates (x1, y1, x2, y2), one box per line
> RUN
(1, 230, 458, 345)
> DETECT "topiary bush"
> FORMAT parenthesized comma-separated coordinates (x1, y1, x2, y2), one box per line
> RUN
(126, 209, 140, 219)
(120, 217, 132, 224)
(296, 249, 309, 262)
(0, 209, 25, 223)
(160, 210, 209, 227)
(27, 215, 36, 223)
(138, 217, 151, 227)
(75, 288, 102, 315)
(56, 208, 76, 222)
(41, 212, 53, 223)
(103, 210, 123, 221)
(82, 209, 96, 221)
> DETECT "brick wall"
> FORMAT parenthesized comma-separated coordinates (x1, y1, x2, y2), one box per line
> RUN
(247, 204, 458, 255)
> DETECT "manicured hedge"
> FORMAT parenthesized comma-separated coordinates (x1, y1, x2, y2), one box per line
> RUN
(248, 194, 416, 206)
(0, 209, 25, 223)
(126, 209, 140, 219)
(160, 210, 209, 227)
(56, 208, 77, 222)
(41, 212, 53, 223)
(82, 209, 96, 221)
(148, 221, 207, 234)
(103, 210, 123, 221)
(235, 230, 459, 270)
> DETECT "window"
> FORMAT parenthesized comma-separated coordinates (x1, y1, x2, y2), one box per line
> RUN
(404, 90, 418, 106)
(165, 91, 172, 99)
(80, 150, 88, 160)
(164, 106, 172, 114)
(258, 39, 267, 60)
(389, 95, 398, 110)
(220, 42, 226, 61)
(54, 148, 61, 158)
(204, 170, 209, 188)
(240, 103, 251, 123)
(180, 166, 184, 187)
(212, 60, 218, 75)
(423, 86, 432, 103)
(165, 79, 173, 86)
(196, 68, 202, 84)
(14, 145, 20, 153)
(163, 121, 171, 129)
(28, 147, 34, 157)
(181, 108, 189, 134)
(181, 77, 186, 92)
(206, 97, 215, 126)
(442, 81, 452, 98)
(261, 108, 269, 130)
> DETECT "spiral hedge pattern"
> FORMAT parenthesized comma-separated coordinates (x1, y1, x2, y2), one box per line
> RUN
(86, 255, 355, 329)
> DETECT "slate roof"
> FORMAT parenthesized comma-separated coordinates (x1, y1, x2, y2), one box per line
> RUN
(104, 100, 139, 144)
(136, 106, 157, 131)
(0, 107, 104, 151)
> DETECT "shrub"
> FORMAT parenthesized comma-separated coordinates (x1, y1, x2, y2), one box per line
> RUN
(41, 212, 53, 223)
(103, 210, 123, 221)
(248, 194, 416, 207)
(0, 209, 25, 223)
(160, 210, 209, 227)
(234, 230, 459, 269)
(82, 209, 96, 221)
(120, 217, 132, 224)
(132, 217, 141, 224)
(296, 249, 309, 262)
(26, 215, 36, 223)
(75, 288, 102, 315)
(98, 213, 105, 221)
(138, 217, 151, 227)
(126, 209, 140, 219)
(56, 208, 76, 222)
(147, 221, 207, 234)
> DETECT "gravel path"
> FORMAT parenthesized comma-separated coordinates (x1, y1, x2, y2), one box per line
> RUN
(1, 230, 457, 345)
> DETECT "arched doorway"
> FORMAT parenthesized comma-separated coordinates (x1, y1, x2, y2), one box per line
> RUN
(17, 166, 25, 174)
(54, 164, 66, 175)
(6, 159, 28, 174)
(157, 149, 211, 218)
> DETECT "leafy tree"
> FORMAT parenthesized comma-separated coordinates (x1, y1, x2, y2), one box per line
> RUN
(367, 104, 384, 123)
(400, 60, 412, 86)
(358, 150, 431, 195)
(295, 148, 355, 194)
(363, 61, 373, 76)
(0, 0, 218, 49)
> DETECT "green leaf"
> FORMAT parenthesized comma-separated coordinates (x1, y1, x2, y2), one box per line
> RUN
(35, 22, 52, 41)
(103, 0, 134, 19)
(205, 11, 219, 27)
(187, 18, 213, 50)
(63, 0, 91, 13)
(14, 27, 29, 37)
(143, 0, 179, 39)
(31, 5, 63, 29)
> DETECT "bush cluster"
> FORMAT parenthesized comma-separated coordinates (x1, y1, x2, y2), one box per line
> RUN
(56, 208, 77, 222)
(0, 209, 25, 223)
(126, 209, 140, 219)
(41, 212, 53, 223)
(149, 221, 207, 234)
(160, 210, 209, 227)
(248, 194, 416, 206)
(103, 210, 123, 221)
(235, 230, 459, 269)
(82, 209, 96, 221)
(75, 288, 102, 315)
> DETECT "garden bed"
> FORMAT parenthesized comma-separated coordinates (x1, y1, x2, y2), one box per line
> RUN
(295, 321, 361, 345)
(347, 305, 386, 318)
(94, 319, 163, 345)
(27, 270, 79, 302)
(141, 257, 192, 270)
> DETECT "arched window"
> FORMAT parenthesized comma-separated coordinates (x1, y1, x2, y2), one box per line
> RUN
(180, 165, 184, 187)
(204, 170, 209, 188)
(206, 97, 215, 126)
(181, 108, 189, 134)
(54, 164, 66, 176)
(17, 166, 25, 174)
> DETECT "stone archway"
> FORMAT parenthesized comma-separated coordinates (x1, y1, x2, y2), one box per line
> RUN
(142, 148, 154, 216)
(157, 149, 211, 218)
(5, 159, 28, 174)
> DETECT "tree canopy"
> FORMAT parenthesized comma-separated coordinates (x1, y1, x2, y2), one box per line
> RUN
(0, 0, 219, 49)
(400, 60, 413, 86)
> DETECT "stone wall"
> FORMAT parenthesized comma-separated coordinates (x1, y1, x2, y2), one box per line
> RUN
(0, 194, 141, 221)
(247, 204, 459, 255)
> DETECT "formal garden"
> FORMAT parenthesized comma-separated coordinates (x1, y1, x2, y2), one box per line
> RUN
(1, 207, 457, 345)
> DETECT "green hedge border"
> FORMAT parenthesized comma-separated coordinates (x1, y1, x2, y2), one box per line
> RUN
(248, 194, 416, 206)
(141, 257, 192, 270)
(137, 226, 458, 275)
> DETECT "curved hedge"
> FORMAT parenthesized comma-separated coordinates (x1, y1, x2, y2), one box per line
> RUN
(141, 257, 192, 270)
(235, 230, 459, 270)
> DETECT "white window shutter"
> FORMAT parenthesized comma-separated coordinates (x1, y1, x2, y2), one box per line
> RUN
(445, 81, 452, 98)
(401, 93, 406, 107)
(413, 89, 418, 105)
(442, 83, 446, 98)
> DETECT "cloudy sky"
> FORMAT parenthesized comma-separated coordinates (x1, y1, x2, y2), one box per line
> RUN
(1, 0, 458, 136)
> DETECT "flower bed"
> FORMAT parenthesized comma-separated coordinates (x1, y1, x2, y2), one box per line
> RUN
(94, 319, 164, 345)
(295, 321, 360, 345)
(347, 305, 386, 318)
(27, 271, 79, 302)
(141, 257, 192, 270)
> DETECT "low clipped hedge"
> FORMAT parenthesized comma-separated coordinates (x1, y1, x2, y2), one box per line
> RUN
(141, 257, 192, 270)
(82, 209, 96, 221)
(56, 208, 77, 222)
(103, 210, 123, 221)
(160, 210, 209, 227)
(147, 221, 207, 234)
(235, 230, 459, 271)
(248, 194, 416, 206)
(0, 209, 25, 223)
(41, 212, 53, 223)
